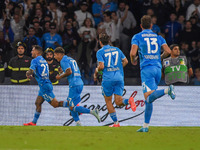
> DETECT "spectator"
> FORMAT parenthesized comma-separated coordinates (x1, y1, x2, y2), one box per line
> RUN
(117, 1, 137, 56)
(179, 20, 198, 47)
(164, 12, 182, 45)
(172, 0, 186, 17)
(11, 13, 25, 42)
(23, 27, 42, 56)
(41, 22, 63, 50)
(102, 0, 118, 12)
(92, 0, 103, 27)
(43, 21, 51, 33)
(149, 0, 169, 27)
(180, 41, 190, 56)
(186, 0, 200, 20)
(33, 21, 43, 38)
(162, 44, 193, 85)
(44, 47, 59, 85)
(61, 21, 79, 54)
(0, 31, 12, 64)
(188, 41, 200, 70)
(177, 14, 186, 30)
(77, 30, 95, 83)
(192, 67, 200, 85)
(8, 41, 32, 84)
(47, 1, 62, 25)
(2, 19, 14, 43)
(100, 11, 117, 46)
(74, 1, 95, 28)
(151, 15, 161, 35)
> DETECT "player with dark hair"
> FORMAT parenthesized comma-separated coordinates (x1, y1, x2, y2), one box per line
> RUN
(130, 15, 176, 132)
(23, 45, 76, 126)
(94, 33, 136, 127)
(44, 47, 59, 85)
(54, 47, 100, 126)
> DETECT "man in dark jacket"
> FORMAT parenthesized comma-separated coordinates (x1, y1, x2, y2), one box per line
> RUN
(8, 41, 32, 84)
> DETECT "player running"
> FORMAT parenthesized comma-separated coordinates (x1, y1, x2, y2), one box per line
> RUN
(130, 15, 176, 132)
(23, 45, 100, 126)
(94, 33, 136, 127)
(54, 47, 100, 126)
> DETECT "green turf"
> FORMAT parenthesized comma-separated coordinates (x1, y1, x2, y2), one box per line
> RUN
(0, 126, 199, 150)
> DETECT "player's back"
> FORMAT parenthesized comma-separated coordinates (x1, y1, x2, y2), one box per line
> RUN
(97, 45, 125, 81)
(60, 55, 83, 87)
(31, 56, 51, 86)
(132, 29, 166, 69)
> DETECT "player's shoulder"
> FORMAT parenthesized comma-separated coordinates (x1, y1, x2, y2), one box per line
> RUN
(61, 55, 70, 63)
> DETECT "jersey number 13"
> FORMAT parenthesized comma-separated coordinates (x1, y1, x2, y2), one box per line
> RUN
(144, 38, 158, 54)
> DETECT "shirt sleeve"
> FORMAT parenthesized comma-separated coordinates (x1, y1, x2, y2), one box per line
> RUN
(61, 59, 70, 72)
(159, 35, 167, 46)
(119, 49, 126, 60)
(96, 50, 104, 63)
(131, 34, 139, 46)
(58, 35, 63, 46)
(30, 59, 37, 71)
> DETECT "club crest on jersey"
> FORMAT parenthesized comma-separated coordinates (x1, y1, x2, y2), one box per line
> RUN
(179, 58, 185, 65)
(164, 60, 170, 67)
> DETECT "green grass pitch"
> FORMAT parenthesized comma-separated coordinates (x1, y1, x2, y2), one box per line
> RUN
(0, 126, 199, 150)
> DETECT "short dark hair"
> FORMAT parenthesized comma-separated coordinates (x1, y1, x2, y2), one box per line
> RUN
(33, 45, 43, 54)
(141, 15, 152, 29)
(170, 44, 179, 50)
(99, 33, 109, 45)
(54, 47, 65, 54)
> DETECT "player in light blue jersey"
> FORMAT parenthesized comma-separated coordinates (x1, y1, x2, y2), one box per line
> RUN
(54, 47, 101, 126)
(94, 33, 136, 127)
(23, 45, 71, 126)
(130, 15, 176, 132)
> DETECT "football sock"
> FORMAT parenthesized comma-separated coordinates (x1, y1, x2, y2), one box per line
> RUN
(32, 111, 40, 124)
(73, 106, 90, 114)
(143, 123, 149, 128)
(70, 109, 80, 122)
(147, 89, 165, 103)
(122, 99, 129, 105)
(164, 88, 168, 94)
(63, 101, 69, 107)
(110, 112, 118, 122)
(144, 101, 153, 124)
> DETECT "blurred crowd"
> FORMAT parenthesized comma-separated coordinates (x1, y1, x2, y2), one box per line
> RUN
(0, 0, 200, 85)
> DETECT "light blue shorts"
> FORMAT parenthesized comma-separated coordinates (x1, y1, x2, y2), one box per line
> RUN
(67, 85, 83, 106)
(38, 83, 55, 103)
(141, 66, 161, 93)
(101, 80, 124, 97)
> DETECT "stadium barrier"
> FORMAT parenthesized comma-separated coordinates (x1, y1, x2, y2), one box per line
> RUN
(0, 85, 199, 126)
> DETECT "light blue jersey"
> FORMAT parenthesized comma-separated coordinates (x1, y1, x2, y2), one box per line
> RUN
(30, 56, 54, 102)
(96, 45, 126, 82)
(30, 56, 51, 86)
(41, 33, 63, 50)
(131, 29, 166, 70)
(60, 55, 83, 87)
(97, 45, 126, 97)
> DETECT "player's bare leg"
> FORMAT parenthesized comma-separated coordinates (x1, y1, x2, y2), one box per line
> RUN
(23, 96, 44, 126)
(114, 94, 136, 112)
(104, 95, 120, 127)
